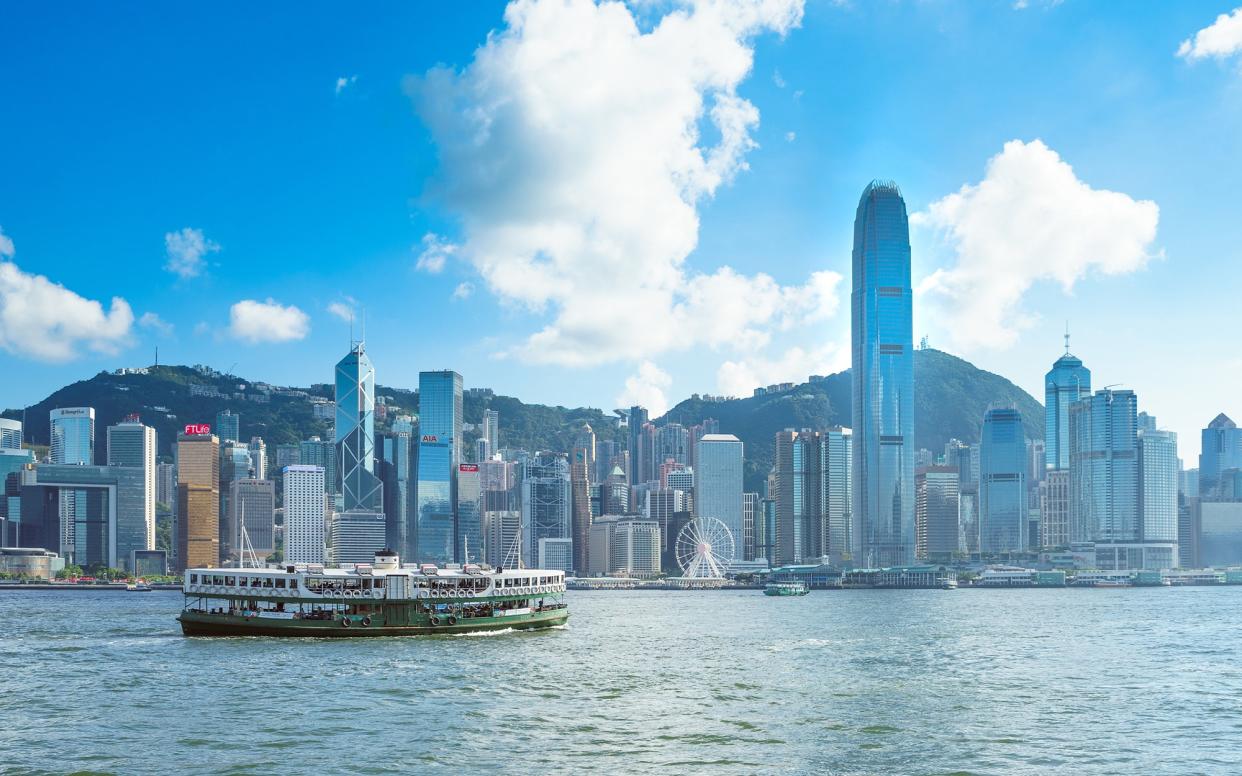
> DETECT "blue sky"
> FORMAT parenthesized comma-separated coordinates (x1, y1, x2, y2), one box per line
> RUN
(2, 1, 1241, 459)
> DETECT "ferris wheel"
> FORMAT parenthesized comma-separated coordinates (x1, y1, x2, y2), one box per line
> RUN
(675, 516, 736, 579)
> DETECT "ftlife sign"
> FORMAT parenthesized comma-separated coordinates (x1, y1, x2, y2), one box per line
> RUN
(184, 424, 211, 436)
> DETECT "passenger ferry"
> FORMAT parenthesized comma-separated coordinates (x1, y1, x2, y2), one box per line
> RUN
(177, 549, 568, 637)
(764, 581, 809, 596)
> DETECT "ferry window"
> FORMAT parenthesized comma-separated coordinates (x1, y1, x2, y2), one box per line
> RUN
(190, 574, 198, 584)
(214, 575, 224, 585)
(276, 579, 286, 589)
(263, 578, 274, 588)
(289, 579, 297, 590)
(225, 576, 236, 586)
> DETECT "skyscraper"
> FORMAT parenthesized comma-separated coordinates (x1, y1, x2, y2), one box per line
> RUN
(627, 406, 648, 487)
(915, 465, 960, 562)
(570, 445, 592, 573)
(0, 418, 21, 450)
(378, 429, 414, 558)
(299, 437, 336, 495)
(248, 436, 267, 481)
(215, 410, 240, 444)
(773, 430, 806, 566)
(228, 478, 275, 563)
(106, 419, 157, 560)
(1199, 414, 1242, 498)
(1138, 427, 1179, 569)
(483, 409, 500, 460)
(50, 407, 94, 464)
(284, 465, 326, 564)
(336, 343, 383, 512)
(522, 452, 571, 569)
(980, 408, 1028, 555)
(176, 430, 219, 572)
(1044, 338, 1091, 471)
(695, 433, 743, 565)
(457, 463, 483, 562)
(415, 370, 463, 563)
(1070, 388, 1139, 555)
(774, 429, 852, 566)
(850, 181, 914, 567)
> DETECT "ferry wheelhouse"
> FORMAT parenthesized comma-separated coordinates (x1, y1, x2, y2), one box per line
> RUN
(177, 550, 568, 637)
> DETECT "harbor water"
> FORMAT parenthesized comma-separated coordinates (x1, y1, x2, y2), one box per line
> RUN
(2, 587, 1240, 775)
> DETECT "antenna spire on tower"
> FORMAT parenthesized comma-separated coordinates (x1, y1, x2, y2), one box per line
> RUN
(1064, 321, 1071, 355)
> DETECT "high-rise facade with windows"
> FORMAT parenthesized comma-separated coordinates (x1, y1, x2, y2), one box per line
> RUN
(627, 406, 648, 487)
(106, 419, 157, 557)
(522, 452, 571, 568)
(695, 434, 743, 562)
(51, 407, 94, 465)
(215, 410, 240, 444)
(457, 463, 483, 562)
(482, 409, 500, 461)
(378, 430, 414, 558)
(1070, 389, 1139, 546)
(1137, 426, 1179, 569)
(850, 181, 914, 567)
(284, 465, 326, 564)
(176, 431, 219, 572)
(416, 370, 463, 563)
(1199, 414, 1242, 498)
(0, 418, 21, 450)
(336, 343, 383, 512)
(228, 478, 276, 562)
(299, 438, 336, 495)
(916, 465, 960, 562)
(1044, 345, 1091, 471)
(570, 445, 592, 573)
(980, 408, 1028, 554)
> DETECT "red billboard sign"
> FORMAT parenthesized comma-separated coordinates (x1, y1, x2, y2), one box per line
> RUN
(459, 463, 479, 472)
(184, 423, 211, 436)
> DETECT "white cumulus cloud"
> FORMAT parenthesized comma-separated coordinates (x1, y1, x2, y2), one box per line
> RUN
(452, 282, 475, 300)
(617, 361, 674, 416)
(414, 232, 456, 274)
(327, 301, 354, 322)
(138, 312, 174, 336)
(409, 0, 823, 368)
(0, 227, 134, 361)
(716, 342, 847, 397)
(915, 139, 1159, 351)
(335, 75, 358, 94)
(228, 298, 310, 344)
(1178, 7, 1242, 61)
(164, 227, 219, 279)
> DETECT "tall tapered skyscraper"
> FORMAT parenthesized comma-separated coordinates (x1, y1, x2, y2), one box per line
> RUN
(851, 181, 915, 567)
(1044, 334, 1091, 471)
(336, 342, 383, 512)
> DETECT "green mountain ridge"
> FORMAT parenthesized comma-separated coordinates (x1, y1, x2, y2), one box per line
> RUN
(3, 349, 1043, 491)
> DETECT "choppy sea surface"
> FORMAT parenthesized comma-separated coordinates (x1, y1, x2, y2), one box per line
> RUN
(2, 587, 1241, 775)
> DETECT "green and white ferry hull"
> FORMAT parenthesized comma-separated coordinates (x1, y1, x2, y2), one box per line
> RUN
(178, 550, 568, 638)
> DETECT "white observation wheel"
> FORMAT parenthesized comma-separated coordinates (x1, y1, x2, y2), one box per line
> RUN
(675, 516, 735, 579)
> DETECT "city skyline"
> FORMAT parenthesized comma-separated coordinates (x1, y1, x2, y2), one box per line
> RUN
(2, 2, 1242, 462)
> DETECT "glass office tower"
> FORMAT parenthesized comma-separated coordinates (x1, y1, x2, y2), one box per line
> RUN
(416, 370, 463, 563)
(1044, 346, 1091, 471)
(1069, 389, 1139, 544)
(336, 343, 383, 512)
(50, 408, 94, 465)
(1199, 414, 1242, 498)
(850, 181, 915, 567)
(979, 408, 1028, 554)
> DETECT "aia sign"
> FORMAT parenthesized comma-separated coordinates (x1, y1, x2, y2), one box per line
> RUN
(184, 423, 211, 436)
(422, 434, 439, 443)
